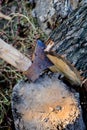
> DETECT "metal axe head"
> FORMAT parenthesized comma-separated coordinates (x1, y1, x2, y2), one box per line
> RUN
(25, 40, 53, 81)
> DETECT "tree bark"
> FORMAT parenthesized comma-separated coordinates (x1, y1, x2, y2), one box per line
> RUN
(49, 2, 87, 128)
(50, 2, 87, 78)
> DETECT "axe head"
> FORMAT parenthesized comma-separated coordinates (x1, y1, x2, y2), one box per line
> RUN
(25, 40, 53, 81)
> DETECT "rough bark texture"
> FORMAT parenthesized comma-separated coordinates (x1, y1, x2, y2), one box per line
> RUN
(50, 2, 87, 78)
(33, 0, 87, 78)
(48, 2, 87, 128)
(12, 74, 85, 130)
(32, 0, 79, 35)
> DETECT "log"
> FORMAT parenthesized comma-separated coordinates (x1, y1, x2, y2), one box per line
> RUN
(50, 2, 87, 79)
(12, 74, 85, 130)
(47, 3, 87, 127)
(33, 0, 87, 78)
(45, 2, 87, 128)
(0, 38, 32, 71)
(32, 0, 79, 35)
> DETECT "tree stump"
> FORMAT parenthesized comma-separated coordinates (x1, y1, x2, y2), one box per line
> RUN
(12, 74, 85, 130)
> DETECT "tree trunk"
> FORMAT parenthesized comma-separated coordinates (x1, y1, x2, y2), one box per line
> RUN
(50, 2, 87, 79)
(49, 2, 87, 128)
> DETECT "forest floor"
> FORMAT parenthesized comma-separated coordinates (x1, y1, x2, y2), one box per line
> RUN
(0, 0, 46, 129)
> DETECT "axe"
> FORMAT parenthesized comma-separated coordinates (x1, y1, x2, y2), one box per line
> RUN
(0, 38, 82, 86)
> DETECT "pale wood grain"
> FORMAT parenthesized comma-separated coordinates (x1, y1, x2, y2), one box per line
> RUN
(0, 12, 11, 20)
(0, 38, 32, 71)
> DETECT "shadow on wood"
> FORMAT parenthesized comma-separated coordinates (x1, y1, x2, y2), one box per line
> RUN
(12, 74, 85, 130)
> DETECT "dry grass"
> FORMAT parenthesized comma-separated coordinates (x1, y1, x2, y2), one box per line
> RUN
(0, 0, 46, 129)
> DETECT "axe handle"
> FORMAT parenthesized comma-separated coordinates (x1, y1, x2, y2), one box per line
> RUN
(0, 12, 11, 20)
(0, 38, 32, 71)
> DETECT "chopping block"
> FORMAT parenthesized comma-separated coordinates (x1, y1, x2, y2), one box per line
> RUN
(12, 74, 85, 130)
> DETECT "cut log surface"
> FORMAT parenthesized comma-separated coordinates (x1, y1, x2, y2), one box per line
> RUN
(12, 74, 85, 130)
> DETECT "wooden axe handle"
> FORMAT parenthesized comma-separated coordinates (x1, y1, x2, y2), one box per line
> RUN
(0, 38, 32, 71)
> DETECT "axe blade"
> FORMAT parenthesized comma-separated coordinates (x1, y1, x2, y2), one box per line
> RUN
(25, 40, 53, 81)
